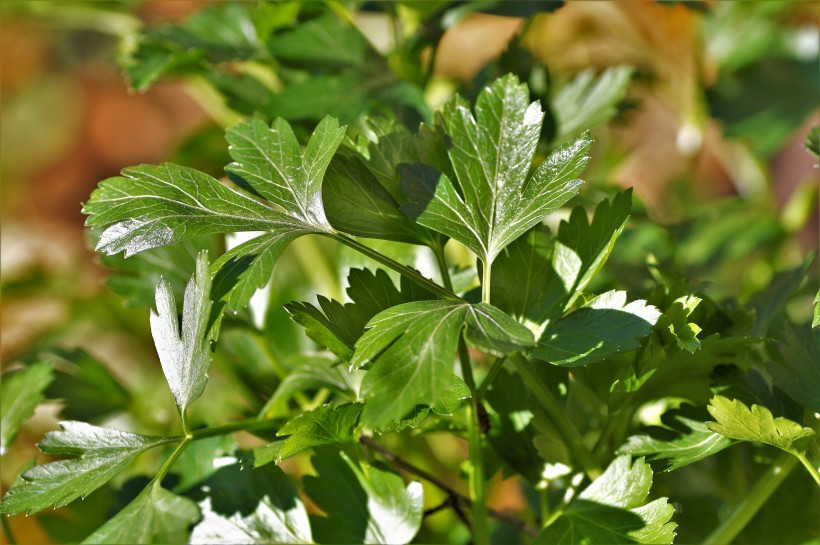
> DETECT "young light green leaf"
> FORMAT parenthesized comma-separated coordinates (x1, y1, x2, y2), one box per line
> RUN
(188, 460, 312, 544)
(659, 296, 703, 353)
(150, 251, 214, 415)
(353, 300, 533, 429)
(275, 403, 362, 462)
(0, 422, 175, 515)
(82, 483, 200, 545)
(532, 290, 661, 367)
(0, 362, 53, 455)
(552, 66, 634, 144)
(619, 411, 735, 472)
(304, 449, 423, 544)
(707, 396, 816, 456)
(400, 75, 592, 266)
(534, 456, 676, 544)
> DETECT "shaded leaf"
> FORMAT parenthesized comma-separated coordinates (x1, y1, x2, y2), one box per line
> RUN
(83, 484, 200, 544)
(534, 456, 676, 544)
(618, 410, 735, 472)
(304, 449, 423, 544)
(533, 291, 661, 367)
(707, 395, 816, 455)
(268, 355, 360, 408)
(0, 362, 53, 455)
(150, 251, 213, 415)
(189, 460, 312, 544)
(0, 422, 175, 515)
(766, 322, 820, 412)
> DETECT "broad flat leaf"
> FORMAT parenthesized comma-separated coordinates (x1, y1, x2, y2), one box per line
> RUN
(82, 483, 200, 544)
(707, 396, 816, 455)
(749, 256, 813, 337)
(532, 291, 661, 366)
(189, 459, 312, 544)
(304, 449, 423, 544)
(0, 422, 175, 515)
(400, 75, 592, 266)
(552, 66, 634, 144)
(618, 411, 735, 472)
(556, 190, 632, 308)
(286, 268, 434, 360)
(0, 362, 53, 455)
(535, 456, 676, 544)
(85, 117, 345, 309)
(275, 403, 362, 462)
(150, 251, 213, 415)
(353, 300, 533, 429)
(767, 322, 820, 411)
(40, 348, 131, 422)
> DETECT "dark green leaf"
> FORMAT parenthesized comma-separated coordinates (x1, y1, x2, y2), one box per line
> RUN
(40, 348, 131, 422)
(150, 251, 213, 415)
(552, 66, 634, 144)
(82, 484, 200, 545)
(707, 395, 816, 455)
(275, 403, 362, 461)
(0, 422, 174, 515)
(304, 449, 423, 544)
(618, 410, 735, 472)
(534, 456, 676, 544)
(533, 291, 660, 367)
(189, 459, 312, 544)
(353, 300, 532, 429)
(401, 75, 591, 266)
(267, 13, 369, 68)
(0, 362, 53, 455)
(767, 322, 820, 412)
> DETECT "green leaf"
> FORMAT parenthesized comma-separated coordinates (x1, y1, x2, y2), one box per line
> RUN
(84, 117, 346, 309)
(268, 355, 361, 409)
(40, 348, 131, 423)
(304, 449, 423, 544)
(150, 251, 214, 415)
(275, 403, 362, 461)
(189, 459, 312, 544)
(286, 268, 435, 360)
(807, 126, 820, 159)
(353, 300, 533, 429)
(552, 66, 634, 144)
(534, 456, 676, 544)
(0, 362, 53, 455)
(618, 410, 735, 472)
(707, 395, 816, 456)
(555, 190, 632, 306)
(0, 422, 174, 515)
(82, 484, 200, 544)
(767, 322, 820, 412)
(532, 291, 661, 367)
(400, 74, 592, 266)
(658, 296, 702, 353)
(267, 13, 369, 68)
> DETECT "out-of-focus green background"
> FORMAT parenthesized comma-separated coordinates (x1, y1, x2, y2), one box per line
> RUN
(1, 1, 817, 543)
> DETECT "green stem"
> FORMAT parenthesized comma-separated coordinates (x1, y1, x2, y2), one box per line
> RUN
(702, 452, 799, 545)
(511, 355, 601, 480)
(481, 259, 492, 305)
(181, 409, 192, 438)
(190, 417, 281, 441)
(1, 515, 17, 545)
(795, 452, 820, 487)
(432, 242, 454, 292)
(328, 233, 460, 301)
(153, 437, 192, 486)
(457, 341, 490, 545)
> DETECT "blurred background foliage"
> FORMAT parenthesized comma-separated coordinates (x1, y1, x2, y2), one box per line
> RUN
(0, 1, 817, 543)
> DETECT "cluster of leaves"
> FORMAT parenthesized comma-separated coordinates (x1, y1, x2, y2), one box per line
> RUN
(2, 1, 819, 545)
